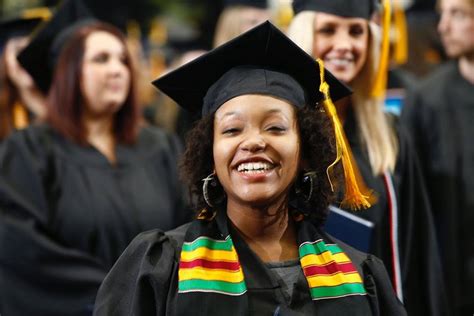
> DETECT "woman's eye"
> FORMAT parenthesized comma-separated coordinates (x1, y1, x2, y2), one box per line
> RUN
(317, 27, 335, 35)
(350, 26, 365, 37)
(267, 126, 287, 132)
(222, 128, 241, 135)
(93, 53, 109, 63)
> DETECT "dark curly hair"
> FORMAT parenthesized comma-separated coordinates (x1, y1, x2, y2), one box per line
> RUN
(179, 103, 341, 226)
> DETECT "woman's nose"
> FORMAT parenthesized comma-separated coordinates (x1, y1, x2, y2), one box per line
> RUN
(240, 133, 266, 152)
(108, 58, 127, 75)
(332, 35, 352, 52)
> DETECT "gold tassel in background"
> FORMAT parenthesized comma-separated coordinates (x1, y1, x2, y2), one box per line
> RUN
(393, 0, 408, 65)
(316, 59, 372, 210)
(371, 0, 392, 98)
(13, 102, 29, 129)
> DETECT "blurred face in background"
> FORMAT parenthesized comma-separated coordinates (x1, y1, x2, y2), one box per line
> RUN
(81, 31, 130, 119)
(312, 12, 369, 84)
(239, 7, 271, 34)
(438, 0, 474, 58)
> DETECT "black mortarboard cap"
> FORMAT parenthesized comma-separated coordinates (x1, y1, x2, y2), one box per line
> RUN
(17, 0, 93, 93)
(0, 8, 51, 50)
(152, 21, 351, 117)
(224, 0, 268, 9)
(292, 0, 376, 19)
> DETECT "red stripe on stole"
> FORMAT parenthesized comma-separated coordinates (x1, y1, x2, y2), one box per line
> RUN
(179, 258, 241, 271)
(304, 261, 357, 277)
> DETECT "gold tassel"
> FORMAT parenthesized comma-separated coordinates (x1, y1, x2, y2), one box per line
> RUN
(371, 0, 392, 98)
(316, 59, 372, 210)
(21, 7, 52, 21)
(13, 102, 29, 129)
(393, 0, 408, 65)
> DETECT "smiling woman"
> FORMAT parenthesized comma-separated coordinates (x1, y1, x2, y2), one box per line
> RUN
(0, 1, 189, 315)
(94, 22, 406, 316)
(288, 1, 448, 314)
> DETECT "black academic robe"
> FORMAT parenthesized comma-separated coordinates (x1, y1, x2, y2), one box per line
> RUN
(0, 124, 190, 316)
(326, 110, 447, 315)
(402, 60, 474, 315)
(94, 223, 406, 316)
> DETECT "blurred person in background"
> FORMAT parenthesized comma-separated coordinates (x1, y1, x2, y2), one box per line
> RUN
(0, 1, 189, 315)
(287, 0, 447, 314)
(0, 8, 50, 141)
(175, 0, 271, 142)
(402, 0, 474, 313)
(213, 0, 271, 47)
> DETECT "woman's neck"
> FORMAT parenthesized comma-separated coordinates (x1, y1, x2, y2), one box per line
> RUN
(227, 199, 298, 262)
(83, 115, 117, 164)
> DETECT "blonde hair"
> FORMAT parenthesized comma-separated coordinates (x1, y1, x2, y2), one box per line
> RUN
(288, 12, 398, 175)
(213, 6, 249, 48)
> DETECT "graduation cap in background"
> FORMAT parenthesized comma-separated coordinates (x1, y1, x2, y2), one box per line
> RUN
(223, 0, 268, 9)
(17, 0, 94, 93)
(0, 7, 51, 51)
(292, 0, 377, 19)
(153, 21, 372, 210)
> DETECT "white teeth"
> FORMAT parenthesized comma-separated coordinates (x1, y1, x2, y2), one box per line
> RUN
(325, 58, 352, 66)
(237, 162, 273, 173)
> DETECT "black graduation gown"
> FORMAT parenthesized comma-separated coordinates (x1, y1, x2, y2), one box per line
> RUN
(0, 124, 190, 316)
(325, 109, 447, 315)
(402, 60, 474, 315)
(94, 223, 406, 316)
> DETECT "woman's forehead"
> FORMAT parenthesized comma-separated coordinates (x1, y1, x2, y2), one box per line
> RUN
(214, 95, 296, 119)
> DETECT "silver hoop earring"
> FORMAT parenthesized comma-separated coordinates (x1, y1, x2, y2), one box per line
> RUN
(298, 171, 317, 203)
(202, 172, 217, 207)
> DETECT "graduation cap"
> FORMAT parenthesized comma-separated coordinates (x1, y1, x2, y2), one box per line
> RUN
(292, 0, 376, 19)
(17, 0, 94, 93)
(223, 0, 268, 9)
(0, 7, 51, 50)
(153, 21, 350, 116)
(153, 21, 372, 210)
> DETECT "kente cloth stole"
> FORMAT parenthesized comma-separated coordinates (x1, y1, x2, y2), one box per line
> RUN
(177, 212, 366, 314)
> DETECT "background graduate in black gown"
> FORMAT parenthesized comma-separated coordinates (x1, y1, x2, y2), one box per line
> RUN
(402, 0, 474, 313)
(0, 1, 189, 315)
(0, 8, 50, 141)
(287, 0, 447, 314)
(94, 21, 406, 316)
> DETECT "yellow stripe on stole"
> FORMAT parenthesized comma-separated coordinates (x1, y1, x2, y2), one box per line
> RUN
(179, 266, 244, 283)
(307, 272, 363, 288)
(300, 252, 350, 267)
(180, 247, 239, 262)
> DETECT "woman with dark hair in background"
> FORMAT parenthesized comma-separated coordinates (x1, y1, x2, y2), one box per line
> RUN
(287, 0, 447, 314)
(0, 2, 188, 315)
(94, 22, 405, 316)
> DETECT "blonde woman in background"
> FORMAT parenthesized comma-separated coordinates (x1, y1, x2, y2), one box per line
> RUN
(288, 0, 447, 315)
(213, 0, 271, 47)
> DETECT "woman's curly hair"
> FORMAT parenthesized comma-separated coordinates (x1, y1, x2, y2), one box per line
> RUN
(179, 102, 341, 226)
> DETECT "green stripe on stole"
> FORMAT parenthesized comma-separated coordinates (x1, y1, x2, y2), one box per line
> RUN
(179, 235, 247, 296)
(299, 239, 367, 300)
